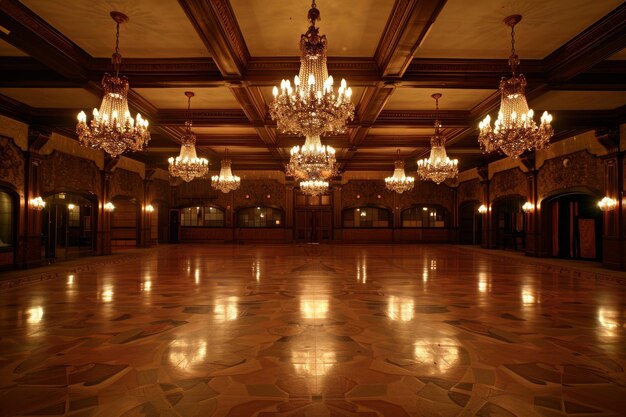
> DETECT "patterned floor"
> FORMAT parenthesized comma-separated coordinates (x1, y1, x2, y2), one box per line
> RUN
(0, 244, 624, 417)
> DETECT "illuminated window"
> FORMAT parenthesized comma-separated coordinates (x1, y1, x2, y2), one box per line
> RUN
(181, 205, 225, 227)
(401, 206, 446, 227)
(237, 207, 283, 227)
(342, 207, 391, 228)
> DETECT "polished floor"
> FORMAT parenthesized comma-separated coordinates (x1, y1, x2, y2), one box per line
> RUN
(0, 244, 624, 417)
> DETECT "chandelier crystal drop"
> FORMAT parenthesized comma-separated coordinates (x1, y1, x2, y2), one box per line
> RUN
(76, 12, 149, 158)
(211, 151, 241, 194)
(478, 15, 553, 158)
(385, 150, 415, 194)
(300, 180, 329, 196)
(286, 135, 337, 181)
(270, 1, 354, 138)
(417, 94, 458, 184)
(168, 92, 209, 182)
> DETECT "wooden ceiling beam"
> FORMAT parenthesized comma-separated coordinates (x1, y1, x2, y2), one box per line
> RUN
(375, 0, 448, 78)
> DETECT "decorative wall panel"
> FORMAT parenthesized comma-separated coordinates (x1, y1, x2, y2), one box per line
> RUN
(490, 168, 527, 200)
(395, 182, 455, 211)
(41, 151, 100, 197)
(110, 169, 143, 200)
(537, 150, 603, 198)
(150, 179, 171, 205)
(233, 180, 285, 209)
(341, 180, 392, 209)
(0, 137, 24, 191)
(457, 179, 481, 205)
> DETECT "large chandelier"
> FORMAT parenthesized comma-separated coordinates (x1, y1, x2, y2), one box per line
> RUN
(385, 150, 415, 194)
(271, 1, 354, 181)
(76, 12, 149, 158)
(300, 180, 329, 196)
(478, 15, 553, 158)
(211, 150, 241, 193)
(417, 93, 458, 184)
(168, 92, 209, 182)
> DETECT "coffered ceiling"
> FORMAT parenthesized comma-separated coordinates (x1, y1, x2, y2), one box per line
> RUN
(0, 0, 624, 174)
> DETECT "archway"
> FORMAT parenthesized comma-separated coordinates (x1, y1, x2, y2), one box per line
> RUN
(491, 195, 525, 251)
(0, 185, 18, 269)
(541, 190, 602, 261)
(459, 200, 482, 245)
(42, 192, 97, 260)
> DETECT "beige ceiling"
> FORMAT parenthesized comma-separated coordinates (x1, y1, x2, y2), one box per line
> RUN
(134, 87, 240, 109)
(386, 88, 496, 111)
(230, 0, 394, 57)
(608, 48, 626, 60)
(530, 91, 626, 111)
(0, 39, 27, 56)
(414, 0, 624, 59)
(21, 0, 208, 58)
(0, 88, 100, 108)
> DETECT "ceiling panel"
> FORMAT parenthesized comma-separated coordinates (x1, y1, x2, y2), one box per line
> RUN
(368, 127, 436, 136)
(608, 48, 626, 60)
(0, 39, 27, 56)
(134, 87, 240, 109)
(530, 91, 626, 110)
(414, 0, 623, 59)
(0, 88, 100, 108)
(193, 127, 257, 135)
(386, 88, 496, 111)
(230, 0, 394, 56)
(21, 0, 208, 58)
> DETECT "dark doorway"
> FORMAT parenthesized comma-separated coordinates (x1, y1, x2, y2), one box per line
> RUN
(459, 201, 482, 245)
(492, 195, 525, 251)
(545, 193, 602, 261)
(43, 193, 96, 261)
(294, 192, 332, 243)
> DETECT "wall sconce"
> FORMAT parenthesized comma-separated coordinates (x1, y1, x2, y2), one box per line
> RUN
(356, 194, 361, 199)
(598, 196, 617, 211)
(29, 196, 46, 211)
(377, 194, 382, 199)
(145, 204, 155, 213)
(68, 203, 76, 210)
(478, 204, 488, 214)
(522, 202, 534, 213)
(266, 194, 271, 199)
(104, 202, 115, 212)
(245, 194, 250, 200)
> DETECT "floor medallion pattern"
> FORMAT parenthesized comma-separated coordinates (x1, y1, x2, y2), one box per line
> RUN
(0, 244, 624, 416)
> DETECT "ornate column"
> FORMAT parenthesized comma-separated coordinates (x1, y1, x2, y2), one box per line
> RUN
(98, 158, 117, 256)
(285, 180, 295, 241)
(521, 152, 543, 257)
(478, 166, 492, 249)
(597, 128, 624, 269)
(332, 180, 342, 241)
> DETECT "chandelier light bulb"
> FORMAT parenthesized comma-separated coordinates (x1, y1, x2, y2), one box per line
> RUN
(76, 11, 150, 158)
(478, 15, 553, 158)
(300, 180, 329, 196)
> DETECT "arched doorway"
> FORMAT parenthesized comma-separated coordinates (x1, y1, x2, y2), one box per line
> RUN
(43, 192, 97, 260)
(491, 195, 525, 251)
(110, 197, 140, 249)
(0, 186, 18, 269)
(542, 191, 602, 260)
(459, 200, 482, 245)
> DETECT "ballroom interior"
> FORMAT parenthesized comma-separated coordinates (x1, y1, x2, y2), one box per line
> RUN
(0, 0, 625, 416)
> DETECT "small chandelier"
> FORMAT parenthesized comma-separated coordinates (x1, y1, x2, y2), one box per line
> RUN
(271, 1, 353, 182)
(417, 94, 458, 184)
(478, 15, 553, 158)
(29, 196, 46, 211)
(385, 150, 414, 194)
(168, 92, 209, 182)
(211, 150, 241, 193)
(522, 202, 534, 213)
(286, 135, 337, 181)
(300, 180, 329, 196)
(76, 12, 149, 158)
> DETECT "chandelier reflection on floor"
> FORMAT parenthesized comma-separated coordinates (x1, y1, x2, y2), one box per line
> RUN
(478, 15, 553, 158)
(271, 1, 354, 183)
(385, 150, 414, 194)
(168, 92, 209, 182)
(211, 150, 241, 193)
(417, 94, 458, 184)
(76, 12, 149, 158)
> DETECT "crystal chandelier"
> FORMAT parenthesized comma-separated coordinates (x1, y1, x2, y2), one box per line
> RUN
(76, 12, 149, 158)
(300, 180, 329, 196)
(211, 150, 241, 193)
(385, 150, 415, 194)
(168, 92, 209, 182)
(417, 94, 458, 184)
(478, 15, 553, 158)
(270, 1, 354, 181)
